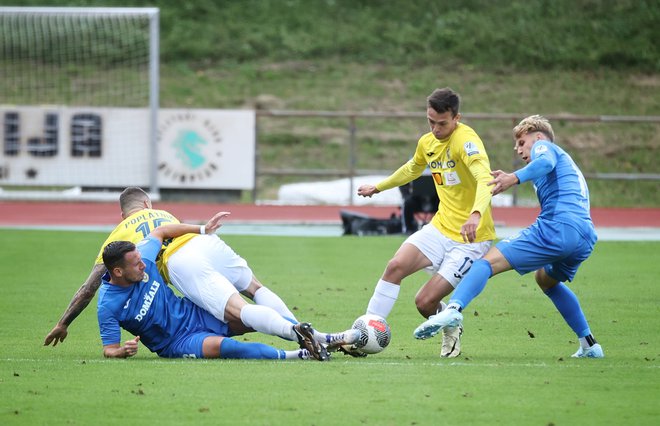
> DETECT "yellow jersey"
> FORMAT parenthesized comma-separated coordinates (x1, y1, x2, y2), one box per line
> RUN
(376, 122, 496, 243)
(94, 208, 197, 280)
(94, 209, 179, 264)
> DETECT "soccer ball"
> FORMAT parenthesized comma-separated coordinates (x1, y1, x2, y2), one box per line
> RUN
(351, 314, 391, 354)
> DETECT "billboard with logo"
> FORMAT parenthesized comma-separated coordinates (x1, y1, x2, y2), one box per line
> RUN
(157, 109, 255, 189)
(0, 107, 255, 190)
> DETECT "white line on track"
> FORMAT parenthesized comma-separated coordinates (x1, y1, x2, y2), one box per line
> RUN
(3, 224, 660, 240)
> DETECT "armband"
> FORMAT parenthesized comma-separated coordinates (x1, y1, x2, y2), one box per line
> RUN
(200, 225, 206, 235)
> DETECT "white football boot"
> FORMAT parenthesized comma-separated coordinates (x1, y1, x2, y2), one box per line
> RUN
(571, 343, 604, 358)
(414, 308, 463, 340)
(440, 325, 463, 358)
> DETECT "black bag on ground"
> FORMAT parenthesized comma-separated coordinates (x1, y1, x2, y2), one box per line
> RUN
(340, 210, 402, 236)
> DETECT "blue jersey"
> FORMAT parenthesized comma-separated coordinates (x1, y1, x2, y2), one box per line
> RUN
(97, 235, 228, 356)
(514, 140, 596, 242)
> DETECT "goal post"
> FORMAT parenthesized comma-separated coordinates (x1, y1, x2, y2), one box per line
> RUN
(0, 7, 160, 200)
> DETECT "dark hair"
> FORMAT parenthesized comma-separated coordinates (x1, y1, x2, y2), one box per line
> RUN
(103, 241, 136, 271)
(427, 87, 460, 117)
(119, 187, 149, 215)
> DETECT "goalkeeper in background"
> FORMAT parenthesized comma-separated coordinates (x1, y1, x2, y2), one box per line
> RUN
(356, 87, 496, 358)
(414, 115, 603, 358)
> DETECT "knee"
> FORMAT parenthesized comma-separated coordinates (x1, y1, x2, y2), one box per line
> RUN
(384, 257, 407, 277)
(226, 294, 247, 322)
(535, 269, 557, 291)
(243, 277, 263, 299)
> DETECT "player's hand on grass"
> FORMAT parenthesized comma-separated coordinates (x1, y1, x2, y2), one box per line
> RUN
(123, 336, 141, 358)
(44, 324, 68, 347)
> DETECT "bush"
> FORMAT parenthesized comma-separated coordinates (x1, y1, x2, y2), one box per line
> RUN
(17, 0, 659, 71)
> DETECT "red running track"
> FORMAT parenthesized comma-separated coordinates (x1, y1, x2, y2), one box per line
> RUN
(1, 201, 659, 228)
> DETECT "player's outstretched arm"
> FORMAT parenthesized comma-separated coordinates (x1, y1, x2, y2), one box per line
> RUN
(149, 211, 231, 243)
(488, 170, 519, 196)
(44, 264, 106, 347)
(357, 184, 380, 198)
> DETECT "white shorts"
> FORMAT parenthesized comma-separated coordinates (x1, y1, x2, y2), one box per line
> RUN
(166, 235, 253, 322)
(404, 223, 492, 287)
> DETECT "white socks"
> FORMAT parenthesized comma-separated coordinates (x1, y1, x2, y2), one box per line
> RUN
(366, 279, 400, 318)
(283, 349, 316, 360)
(253, 287, 297, 321)
(239, 304, 296, 341)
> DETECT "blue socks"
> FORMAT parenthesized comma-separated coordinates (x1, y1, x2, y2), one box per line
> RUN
(544, 283, 591, 338)
(449, 259, 492, 309)
(219, 337, 284, 359)
(449, 258, 592, 340)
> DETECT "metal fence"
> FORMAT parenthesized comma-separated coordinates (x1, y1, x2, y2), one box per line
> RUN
(254, 110, 660, 205)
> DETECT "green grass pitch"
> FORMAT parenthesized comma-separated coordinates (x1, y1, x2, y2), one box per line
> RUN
(0, 229, 659, 425)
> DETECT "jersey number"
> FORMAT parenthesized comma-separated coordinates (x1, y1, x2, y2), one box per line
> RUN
(136, 218, 173, 238)
(453, 257, 474, 280)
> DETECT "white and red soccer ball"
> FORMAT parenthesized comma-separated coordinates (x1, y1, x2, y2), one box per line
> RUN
(351, 314, 391, 354)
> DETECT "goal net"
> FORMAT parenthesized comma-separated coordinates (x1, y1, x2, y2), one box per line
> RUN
(0, 7, 159, 200)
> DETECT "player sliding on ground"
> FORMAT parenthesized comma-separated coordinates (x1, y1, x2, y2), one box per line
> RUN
(414, 115, 603, 358)
(100, 212, 345, 360)
(45, 187, 359, 358)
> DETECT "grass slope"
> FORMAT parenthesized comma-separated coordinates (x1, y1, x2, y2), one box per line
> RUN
(1, 230, 659, 425)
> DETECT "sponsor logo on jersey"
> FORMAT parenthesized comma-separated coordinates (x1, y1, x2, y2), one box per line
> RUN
(464, 141, 479, 156)
(135, 280, 161, 322)
(443, 171, 461, 186)
(429, 159, 456, 170)
(428, 147, 456, 171)
(534, 144, 549, 155)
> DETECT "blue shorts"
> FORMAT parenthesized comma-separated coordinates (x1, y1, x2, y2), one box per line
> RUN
(496, 219, 595, 282)
(158, 311, 232, 359)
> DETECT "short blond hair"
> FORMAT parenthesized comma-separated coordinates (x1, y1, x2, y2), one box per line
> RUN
(513, 115, 555, 142)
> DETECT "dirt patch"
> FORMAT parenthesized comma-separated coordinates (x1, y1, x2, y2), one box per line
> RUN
(563, 132, 607, 151)
(629, 74, 660, 88)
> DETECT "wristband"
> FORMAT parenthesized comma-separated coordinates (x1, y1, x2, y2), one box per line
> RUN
(200, 225, 206, 235)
